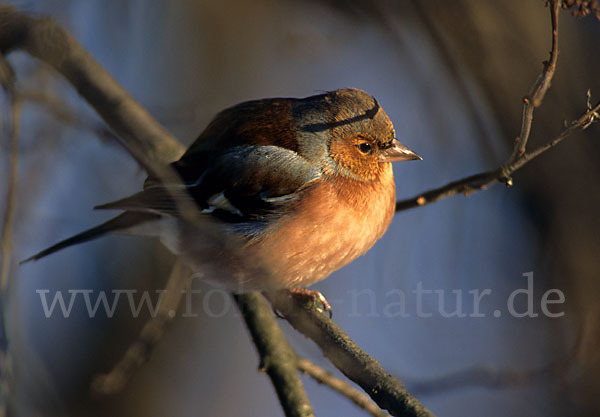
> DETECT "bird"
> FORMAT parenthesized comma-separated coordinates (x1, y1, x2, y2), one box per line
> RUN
(23, 88, 421, 310)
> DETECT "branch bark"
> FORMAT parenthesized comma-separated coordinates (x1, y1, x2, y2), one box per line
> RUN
(0, 92, 20, 291)
(236, 293, 315, 417)
(266, 292, 434, 417)
(297, 357, 391, 417)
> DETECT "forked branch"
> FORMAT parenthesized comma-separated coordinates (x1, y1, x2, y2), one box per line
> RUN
(396, 0, 598, 212)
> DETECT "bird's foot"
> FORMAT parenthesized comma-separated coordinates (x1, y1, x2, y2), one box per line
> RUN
(287, 288, 332, 318)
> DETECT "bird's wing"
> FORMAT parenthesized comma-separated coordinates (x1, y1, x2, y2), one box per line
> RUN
(96, 145, 321, 223)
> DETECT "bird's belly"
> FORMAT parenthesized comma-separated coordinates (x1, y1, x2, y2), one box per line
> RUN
(165, 217, 364, 291)
(163, 176, 396, 291)
(238, 179, 395, 290)
(252, 212, 376, 288)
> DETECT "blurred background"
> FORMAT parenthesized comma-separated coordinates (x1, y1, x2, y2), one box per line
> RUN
(1, 0, 600, 416)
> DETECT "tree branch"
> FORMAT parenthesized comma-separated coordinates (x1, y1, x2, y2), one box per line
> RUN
(395, 0, 597, 212)
(236, 293, 315, 417)
(297, 357, 390, 417)
(0, 5, 199, 225)
(0, 6, 182, 162)
(395, 98, 600, 212)
(266, 291, 434, 417)
(510, 0, 559, 160)
(0, 54, 19, 417)
(0, 90, 20, 291)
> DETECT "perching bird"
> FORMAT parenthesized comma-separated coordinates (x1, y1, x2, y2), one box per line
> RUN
(23, 88, 421, 304)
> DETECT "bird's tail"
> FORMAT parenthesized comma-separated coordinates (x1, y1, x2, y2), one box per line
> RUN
(21, 211, 161, 264)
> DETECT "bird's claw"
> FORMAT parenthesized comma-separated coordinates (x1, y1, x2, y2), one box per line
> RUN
(288, 288, 332, 318)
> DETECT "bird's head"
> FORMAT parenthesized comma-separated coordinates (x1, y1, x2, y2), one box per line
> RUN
(295, 88, 421, 182)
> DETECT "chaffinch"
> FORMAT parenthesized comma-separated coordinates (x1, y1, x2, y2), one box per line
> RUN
(24, 88, 421, 303)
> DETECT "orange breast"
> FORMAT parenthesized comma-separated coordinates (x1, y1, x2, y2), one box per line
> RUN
(248, 164, 397, 289)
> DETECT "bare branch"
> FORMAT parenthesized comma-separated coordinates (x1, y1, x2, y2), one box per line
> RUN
(297, 357, 391, 417)
(0, 56, 19, 417)
(235, 293, 315, 417)
(510, 0, 560, 160)
(0, 5, 183, 162)
(395, 170, 500, 212)
(396, 0, 598, 213)
(395, 97, 600, 212)
(266, 291, 434, 417)
(0, 5, 200, 226)
(1, 91, 21, 291)
(514, 100, 600, 165)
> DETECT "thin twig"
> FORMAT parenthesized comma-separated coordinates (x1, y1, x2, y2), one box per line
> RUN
(235, 293, 315, 417)
(395, 170, 500, 211)
(1, 93, 21, 291)
(395, 0, 600, 213)
(395, 99, 600, 211)
(266, 291, 434, 417)
(511, 100, 600, 166)
(297, 357, 390, 417)
(510, 0, 560, 160)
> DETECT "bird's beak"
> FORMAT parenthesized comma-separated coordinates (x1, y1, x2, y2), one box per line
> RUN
(380, 139, 422, 162)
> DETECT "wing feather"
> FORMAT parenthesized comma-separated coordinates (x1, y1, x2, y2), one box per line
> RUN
(96, 146, 321, 224)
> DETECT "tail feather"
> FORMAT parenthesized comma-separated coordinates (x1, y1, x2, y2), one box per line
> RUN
(21, 211, 161, 264)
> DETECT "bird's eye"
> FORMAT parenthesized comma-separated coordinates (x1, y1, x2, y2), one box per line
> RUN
(356, 142, 373, 155)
